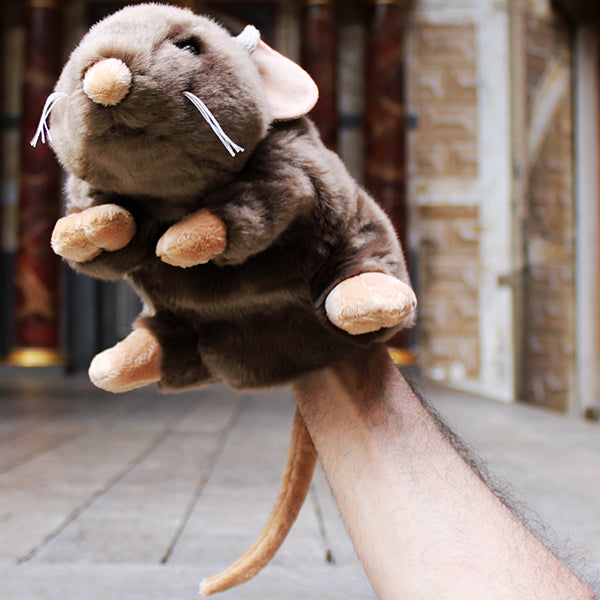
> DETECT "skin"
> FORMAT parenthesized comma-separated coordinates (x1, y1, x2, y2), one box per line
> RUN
(294, 345, 595, 600)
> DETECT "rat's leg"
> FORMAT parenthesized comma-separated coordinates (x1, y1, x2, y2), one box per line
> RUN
(155, 209, 227, 267)
(325, 272, 417, 335)
(88, 327, 161, 393)
(51, 204, 136, 263)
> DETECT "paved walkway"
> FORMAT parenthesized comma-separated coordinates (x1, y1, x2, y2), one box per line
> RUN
(0, 371, 598, 599)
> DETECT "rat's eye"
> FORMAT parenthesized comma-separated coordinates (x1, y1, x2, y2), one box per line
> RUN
(175, 37, 203, 56)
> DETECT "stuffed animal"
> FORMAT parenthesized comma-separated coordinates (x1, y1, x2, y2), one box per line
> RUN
(34, 3, 417, 594)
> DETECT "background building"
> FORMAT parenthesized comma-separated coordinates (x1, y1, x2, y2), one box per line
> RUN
(1, 0, 598, 416)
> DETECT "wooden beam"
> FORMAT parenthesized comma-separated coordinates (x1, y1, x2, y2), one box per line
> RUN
(552, 0, 600, 23)
(364, 0, 407, 234)
(300, 0, 338, 151)
(575, 23, 599, 416)
(364, 0, 411, 357)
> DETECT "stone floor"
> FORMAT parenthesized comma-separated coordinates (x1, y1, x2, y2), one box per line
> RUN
(0, 371, 598, 599)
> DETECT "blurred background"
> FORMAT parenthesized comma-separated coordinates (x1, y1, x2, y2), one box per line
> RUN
(1, 0, 598, 418)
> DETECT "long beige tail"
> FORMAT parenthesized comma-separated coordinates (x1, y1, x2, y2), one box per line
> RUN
(200, 405, 317, 596)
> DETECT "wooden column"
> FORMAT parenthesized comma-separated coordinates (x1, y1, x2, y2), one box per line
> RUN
(300, 0, 338, 150)
(176, 0, 199, 11)
(364, 0, 411, 360)
(8, 0, 64, 366)
(596, 19, 600, 411)
(0, 9, 5, 259)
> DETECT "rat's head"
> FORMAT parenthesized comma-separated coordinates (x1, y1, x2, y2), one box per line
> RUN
(38, 3, 317, 199)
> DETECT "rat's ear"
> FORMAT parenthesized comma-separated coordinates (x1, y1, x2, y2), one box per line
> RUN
(249, 40, 319, 121)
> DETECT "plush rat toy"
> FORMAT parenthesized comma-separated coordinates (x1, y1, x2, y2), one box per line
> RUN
(34, 3, 416, 594)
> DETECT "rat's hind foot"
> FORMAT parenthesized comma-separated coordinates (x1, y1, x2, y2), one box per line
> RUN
(89, 328, 161, 392)
(325, 272, 417, 335)
(51, 204, 136, 263)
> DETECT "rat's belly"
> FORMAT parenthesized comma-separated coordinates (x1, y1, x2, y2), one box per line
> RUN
(130, 260, 358, 389)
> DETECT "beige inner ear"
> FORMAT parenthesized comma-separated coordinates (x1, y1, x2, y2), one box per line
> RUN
(250, 41, 319, 121)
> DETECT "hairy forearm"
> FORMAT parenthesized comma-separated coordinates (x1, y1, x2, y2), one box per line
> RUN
(293, 345, 595, 600)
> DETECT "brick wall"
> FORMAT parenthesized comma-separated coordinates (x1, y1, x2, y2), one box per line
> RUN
(407, 19, 482, 384)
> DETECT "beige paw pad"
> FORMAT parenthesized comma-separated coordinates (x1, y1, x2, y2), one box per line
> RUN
(325, 272, 417, 335)
(89, 328, 161, 393)
(51, 214, 102, 263)
(82, 204, 136, 251)
(51, 204, 135, 263)
(156, 209, 227, 268)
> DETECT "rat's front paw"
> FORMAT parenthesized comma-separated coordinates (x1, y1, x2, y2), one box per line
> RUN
(325, 272, 417, 335)
(156, 209, 227, 268)
(51, 204, 136, 263)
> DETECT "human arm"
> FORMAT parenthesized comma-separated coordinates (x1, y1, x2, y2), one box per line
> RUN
(293, 345, 595, 600)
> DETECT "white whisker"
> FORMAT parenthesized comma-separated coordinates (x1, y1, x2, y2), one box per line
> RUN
(183, 91, 244, 157)
(30, 92, 68, 147)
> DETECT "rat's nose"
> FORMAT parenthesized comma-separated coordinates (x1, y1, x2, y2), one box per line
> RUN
(83, 58, 132, 106)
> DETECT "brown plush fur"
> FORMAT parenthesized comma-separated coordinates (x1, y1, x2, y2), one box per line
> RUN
(48, 4, 414, 389)
(43, 3, 416, 594)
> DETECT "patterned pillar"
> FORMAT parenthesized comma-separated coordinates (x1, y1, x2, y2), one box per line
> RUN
(364, 0, 411, 360)
(177, 0, 199, 11)
(596, 21, 600, 409)
(0, 12, 4, 255)
(8, 0, 64, 366)
(300, 0, 338, 150)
